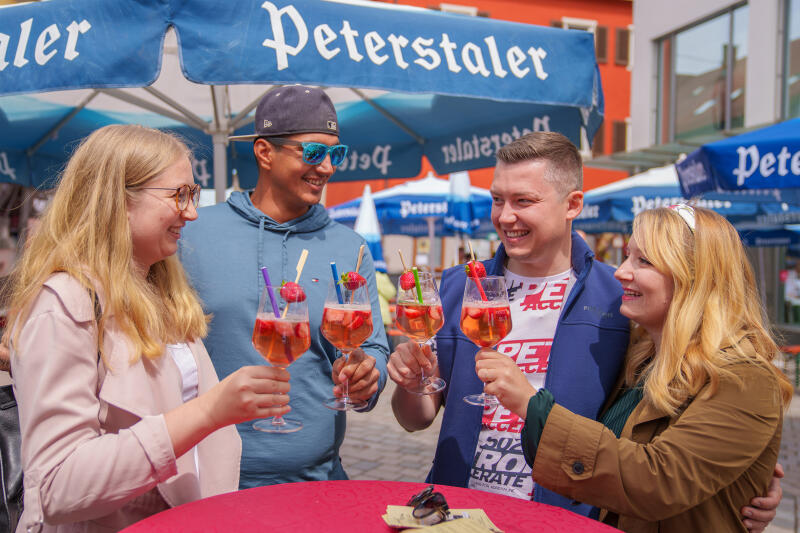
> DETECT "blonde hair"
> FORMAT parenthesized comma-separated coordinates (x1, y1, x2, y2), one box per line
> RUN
(624, 206, 793, 414)
(4, 125, 207, 362)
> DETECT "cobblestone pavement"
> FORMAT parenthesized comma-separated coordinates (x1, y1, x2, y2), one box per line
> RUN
(340, 379, 442, 482)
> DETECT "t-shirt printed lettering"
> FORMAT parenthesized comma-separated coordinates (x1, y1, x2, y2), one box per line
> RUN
(467, 267, 575, 500)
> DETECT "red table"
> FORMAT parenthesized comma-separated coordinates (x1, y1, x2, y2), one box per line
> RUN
(121, 480, 620, 532)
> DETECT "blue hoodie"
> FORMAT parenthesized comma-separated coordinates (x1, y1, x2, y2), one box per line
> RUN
(179, 191, 389, 488)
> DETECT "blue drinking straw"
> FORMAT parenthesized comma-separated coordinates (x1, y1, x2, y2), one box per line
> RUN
(260, 266, 281, 317)
(330, 262, 344, 304)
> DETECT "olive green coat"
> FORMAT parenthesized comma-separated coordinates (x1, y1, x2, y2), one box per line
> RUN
(532, 361, 783, 533)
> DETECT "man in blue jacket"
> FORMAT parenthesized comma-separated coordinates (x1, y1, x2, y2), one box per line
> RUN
(180, 85, 389, 488)
(388, 132, 781, 529)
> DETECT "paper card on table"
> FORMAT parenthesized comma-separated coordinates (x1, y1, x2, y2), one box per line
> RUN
(382, 506, 502, 532)
(419, 518, 497, 532)
(383, 505, 423, 528)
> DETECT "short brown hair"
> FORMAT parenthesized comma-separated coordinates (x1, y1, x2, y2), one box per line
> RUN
(496, 132, 583, 194)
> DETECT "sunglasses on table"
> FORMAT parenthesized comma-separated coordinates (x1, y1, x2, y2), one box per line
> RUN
(406, 485, 451, 525)
(134, 183, 202, 212)
(263, 137, 349, 167)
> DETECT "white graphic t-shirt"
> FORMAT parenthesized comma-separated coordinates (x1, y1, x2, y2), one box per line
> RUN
(466, 267, 576, 500)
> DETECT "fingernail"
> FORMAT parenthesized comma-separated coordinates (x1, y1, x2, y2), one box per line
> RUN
(745, 510, 752, 517)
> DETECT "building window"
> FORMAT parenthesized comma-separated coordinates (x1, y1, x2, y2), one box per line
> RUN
(592, 123, 605, 157)
(785, 0, 800, 118)
(553, 17, 607, 64)
(615, 27, 630, 67)
(611, 120, 628, 153)
(656, 4, 749, 143)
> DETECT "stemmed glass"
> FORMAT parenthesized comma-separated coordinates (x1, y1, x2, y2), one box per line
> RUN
(320, 278, 374, 410)
(394, 271, 446, 394)
(251, 285, 311, 433)
(459, 275, 512, 406)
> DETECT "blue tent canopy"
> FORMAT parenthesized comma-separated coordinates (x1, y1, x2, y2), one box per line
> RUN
(0, 0, 604, 194)
(675, 118, 800, 196)
(327, 174, 494, 237)
(575, 165, 794, 234)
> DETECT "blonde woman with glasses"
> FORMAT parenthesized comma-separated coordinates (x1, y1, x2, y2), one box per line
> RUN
(5, 125, 291, 533)
(481, 205, 792, 532)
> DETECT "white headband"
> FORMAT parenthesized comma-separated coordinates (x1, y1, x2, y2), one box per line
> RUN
(667, 203, 696, 233)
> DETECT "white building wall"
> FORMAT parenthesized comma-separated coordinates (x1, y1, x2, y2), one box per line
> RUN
(631, 0, 786, 149)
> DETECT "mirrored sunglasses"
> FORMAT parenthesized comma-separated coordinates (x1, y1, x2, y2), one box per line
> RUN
(265, 137, 349, 167)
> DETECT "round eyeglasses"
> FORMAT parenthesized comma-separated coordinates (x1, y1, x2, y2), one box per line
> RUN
(135, 184, 202, 212)
(264, 137, 349, 167)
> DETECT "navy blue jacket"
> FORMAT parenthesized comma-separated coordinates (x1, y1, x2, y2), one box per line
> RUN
(427, 233, 630, 517)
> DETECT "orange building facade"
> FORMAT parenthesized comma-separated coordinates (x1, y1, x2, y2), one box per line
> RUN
(326, 0, 632, 207)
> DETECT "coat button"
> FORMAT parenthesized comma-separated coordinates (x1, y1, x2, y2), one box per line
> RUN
(572, 461, 585, 475)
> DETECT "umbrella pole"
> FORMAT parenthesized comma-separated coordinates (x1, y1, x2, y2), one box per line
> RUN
(427, 217, 436, 270)
(213, 133, 227, 204)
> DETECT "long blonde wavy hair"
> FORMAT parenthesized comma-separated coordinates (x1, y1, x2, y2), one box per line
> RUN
(4, 124, 207, 362)
(623, 206, 793, 414)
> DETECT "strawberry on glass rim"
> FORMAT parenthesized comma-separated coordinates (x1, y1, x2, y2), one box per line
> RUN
(340, 271, 366, 290)
(399, 270, 416, 291)
(280, 281, 306, 302)
(465, 260, 486, 278)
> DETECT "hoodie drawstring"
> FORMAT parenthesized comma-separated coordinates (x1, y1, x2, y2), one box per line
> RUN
(257, 215, 293, 290)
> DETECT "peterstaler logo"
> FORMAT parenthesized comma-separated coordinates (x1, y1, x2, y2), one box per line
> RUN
(733, 144, 800, 186)
(0, 17, 91, 72)
(259, 1, 550, 81)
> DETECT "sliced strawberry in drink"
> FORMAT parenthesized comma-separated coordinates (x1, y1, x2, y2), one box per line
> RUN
(274, 321, 294, 337)
(324, 308, 346, 324)
(466, 307, 485, 319)
(255, 318, 275, 335)
(403, 307, 423, 319)
(491, 308, 511, 322)
(294, 322, 310, 339)
(428, 305, 443, 321)
(346, 311, 366, 330)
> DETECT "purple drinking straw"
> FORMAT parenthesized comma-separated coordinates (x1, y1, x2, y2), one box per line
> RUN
(260, 267, 281, 317)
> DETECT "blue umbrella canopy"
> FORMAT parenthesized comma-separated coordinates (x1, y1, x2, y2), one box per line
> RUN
(444, 171, 484, 236)
(0, 95, 213, 188)
(576, 165, 787, 234)
(0, 0, 604, 195)
(328, 174, 494, 237)
(675, 118, 800, 197)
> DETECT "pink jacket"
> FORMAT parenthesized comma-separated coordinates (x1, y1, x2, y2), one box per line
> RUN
(11, 273, 241, 532)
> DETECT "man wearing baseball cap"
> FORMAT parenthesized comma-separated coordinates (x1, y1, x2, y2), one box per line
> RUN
(180, 85, 389, 488)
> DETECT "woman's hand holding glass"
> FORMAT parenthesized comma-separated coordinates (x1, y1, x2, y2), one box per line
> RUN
(198, 365, 291, 430)
(475, 350, 537, 418)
